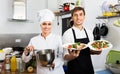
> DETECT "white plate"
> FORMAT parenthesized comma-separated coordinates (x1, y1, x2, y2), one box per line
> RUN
(87, 40, 113, 51)
(63, 43, 87, 50)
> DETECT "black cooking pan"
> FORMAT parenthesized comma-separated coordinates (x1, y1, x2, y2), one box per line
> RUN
(100, 23, 108, 36)
(93, 24, 101, 40)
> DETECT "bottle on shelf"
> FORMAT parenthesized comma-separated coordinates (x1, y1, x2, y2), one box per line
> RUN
(19, 57, 25, 72)
(10, 55, 17, 72)
(76, 0, 80, 7)
(16, 54, 21, 72)
(5, 54, 11, 72)
(0, 50, 5, 73)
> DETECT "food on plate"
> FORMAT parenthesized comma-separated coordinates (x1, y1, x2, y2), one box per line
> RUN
(66, 42, 86, 50)
(91, 40, 109, 50)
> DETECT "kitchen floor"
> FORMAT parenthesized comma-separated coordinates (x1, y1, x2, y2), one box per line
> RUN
(95, 69, 112, 74)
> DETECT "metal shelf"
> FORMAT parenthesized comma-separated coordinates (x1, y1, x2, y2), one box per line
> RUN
(55, 10, 72, 16)
(96, 15, 120, 19)
(8, 19, 34, 23)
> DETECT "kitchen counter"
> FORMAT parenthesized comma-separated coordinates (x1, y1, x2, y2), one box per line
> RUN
(0, 70, 36, 74)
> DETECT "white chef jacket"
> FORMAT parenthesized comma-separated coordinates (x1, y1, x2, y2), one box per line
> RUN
(22, 33, 65, 74)
(62, 26, 94, 56)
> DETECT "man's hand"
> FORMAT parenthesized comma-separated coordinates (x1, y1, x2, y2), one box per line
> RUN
(90, 50, 102, 55)
(68, 49, 80, 60)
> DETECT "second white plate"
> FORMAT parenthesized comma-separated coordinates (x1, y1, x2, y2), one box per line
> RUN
(87, 40, 113, 51)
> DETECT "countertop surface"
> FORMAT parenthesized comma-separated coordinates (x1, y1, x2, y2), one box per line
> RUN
(0, 71, 36, 74)
(0, 70, 36, 74)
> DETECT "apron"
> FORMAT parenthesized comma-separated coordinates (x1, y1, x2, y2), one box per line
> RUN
(67, 28, 94, 74)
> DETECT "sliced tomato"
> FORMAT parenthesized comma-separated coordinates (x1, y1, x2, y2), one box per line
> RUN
(67, 45, 72, 49)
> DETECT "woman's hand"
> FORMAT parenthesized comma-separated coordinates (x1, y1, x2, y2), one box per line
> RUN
(24, 46, 34, 56)
(50, 63, 55, 70)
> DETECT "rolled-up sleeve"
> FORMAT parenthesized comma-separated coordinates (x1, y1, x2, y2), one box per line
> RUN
(62, 29, 74, 56)
(22, 40, 33, 63)
(22, 51, 33, 63)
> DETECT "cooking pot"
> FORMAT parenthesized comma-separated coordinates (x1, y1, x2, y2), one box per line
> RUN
(100, 23, 108, 36)
(36, 49, 55, 67)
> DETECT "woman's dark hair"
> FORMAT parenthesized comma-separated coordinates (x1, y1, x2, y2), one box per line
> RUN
(71, 6, 85, 17)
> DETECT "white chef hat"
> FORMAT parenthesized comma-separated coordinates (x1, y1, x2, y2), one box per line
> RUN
(37, 9, 55, 25)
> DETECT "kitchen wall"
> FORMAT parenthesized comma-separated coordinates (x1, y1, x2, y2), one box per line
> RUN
(0, 0, 120, 72)
(0, 34, 38, 48)
(0, 0, 59, 34)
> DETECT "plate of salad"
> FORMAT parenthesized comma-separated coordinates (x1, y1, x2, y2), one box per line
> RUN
(88, 40, 113, 51)
(63, 42, 87, 50)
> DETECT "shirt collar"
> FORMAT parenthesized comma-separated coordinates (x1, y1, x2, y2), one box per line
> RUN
(72, 25, 84, 31)
(40, 33, 52, 39)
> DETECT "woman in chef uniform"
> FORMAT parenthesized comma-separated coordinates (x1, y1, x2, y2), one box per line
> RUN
(63, 7, 101, 74)
(22, 9, 65, 74)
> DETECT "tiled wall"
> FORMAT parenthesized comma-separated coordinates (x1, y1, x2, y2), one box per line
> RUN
(0, 33, 39, 49)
